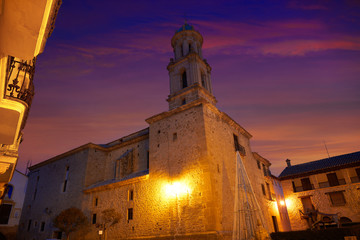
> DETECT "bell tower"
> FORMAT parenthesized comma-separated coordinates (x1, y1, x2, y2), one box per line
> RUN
(167, 23, 217, 110)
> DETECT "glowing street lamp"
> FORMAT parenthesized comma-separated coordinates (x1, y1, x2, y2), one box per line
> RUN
(165, 181, 191, 198)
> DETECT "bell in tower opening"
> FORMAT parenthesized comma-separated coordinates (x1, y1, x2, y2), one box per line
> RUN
(167, 23, 217, 110)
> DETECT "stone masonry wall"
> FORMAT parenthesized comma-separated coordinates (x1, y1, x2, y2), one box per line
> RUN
(202, 103, 278, 236)
(18, 148, 90, 240)
(281, 172, 360, 231)
(82, 103, 215, 239)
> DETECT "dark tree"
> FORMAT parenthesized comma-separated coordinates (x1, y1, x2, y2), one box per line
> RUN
(96, 208, 120, 240)
(53, 207, 88, 240)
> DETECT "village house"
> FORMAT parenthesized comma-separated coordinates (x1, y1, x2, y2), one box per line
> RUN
(278, 151, 360, 231)
(0, 170, 27, 240)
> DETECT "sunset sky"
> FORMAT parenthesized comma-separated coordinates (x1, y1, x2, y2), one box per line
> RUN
(18, 0, 360, 175)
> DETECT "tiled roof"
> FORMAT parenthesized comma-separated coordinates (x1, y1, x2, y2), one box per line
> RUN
(278, 151, 360, 179)
(84, 169, 149, 192)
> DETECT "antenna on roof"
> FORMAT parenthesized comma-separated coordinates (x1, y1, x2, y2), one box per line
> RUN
(323, 140, 331, 158)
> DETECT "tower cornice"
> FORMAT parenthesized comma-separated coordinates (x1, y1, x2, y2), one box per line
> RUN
(171, 30, 203, 48)
(167, 53, 211, 72)
(166, 83, 216, 104)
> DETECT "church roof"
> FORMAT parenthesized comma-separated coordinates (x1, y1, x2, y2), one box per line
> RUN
(176, 23, 194, 33)
(278, 151, 360, 180)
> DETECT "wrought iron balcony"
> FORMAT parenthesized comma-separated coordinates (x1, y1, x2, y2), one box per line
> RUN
(5, 56, 36, 107)
(294, 184, 315, 192)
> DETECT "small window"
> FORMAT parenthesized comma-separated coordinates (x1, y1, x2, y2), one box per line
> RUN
(146, 151, 149, 169)
(128, 208, 133, 220)
(261, 184, 266, 196)
(327, 173, 339, 187)
(181, 71, 188, 88)
(262, 164, 267, 176)
(92, 214, 97, 224)
(94, 197, 98, 207)
(27, 220, 32, 231)
(327, 191, 346, 206)
(356, 168, 360, 178)
(201, 74, 206, 89)
(0, 204, 12, 224)
(257, 161, 261, 169)
(34, 176, 40, 200)
(129, 190, 134, 201)
(40, 222, 45, 232)
(173, 133, 177, 141)
(272, 216, 279, 232)
(181, 99, 186, 105)
(233, 134, 240, 151)
(291, 181, 296, 192)
(301, 178, 313, 191)
(6, 185, 13, 199)
(266, 182, 271, 199)
(63, 166, 70, 192)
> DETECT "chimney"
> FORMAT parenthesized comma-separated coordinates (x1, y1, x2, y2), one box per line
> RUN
(286, 159, 291, 167)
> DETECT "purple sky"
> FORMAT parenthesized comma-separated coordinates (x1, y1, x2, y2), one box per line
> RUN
(17, 0, 360, 175)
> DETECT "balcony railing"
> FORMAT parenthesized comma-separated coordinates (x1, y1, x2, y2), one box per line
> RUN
(5, 56, 36, 107)
(318, 178, 346, 188)
(294, 184, 315, 192)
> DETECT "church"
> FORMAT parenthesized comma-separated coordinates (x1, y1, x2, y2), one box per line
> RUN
(18, 24, 291, 240)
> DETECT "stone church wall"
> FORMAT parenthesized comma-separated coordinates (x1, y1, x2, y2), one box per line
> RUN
(18, 148, 90, 240)
(201, 103, 277, 236)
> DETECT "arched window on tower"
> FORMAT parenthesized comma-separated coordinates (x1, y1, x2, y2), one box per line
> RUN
(181, 71, 188, 88)
(189, 42, 192, 53)
(180, 45, 184, 57)
(201, 73, 207, 90)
